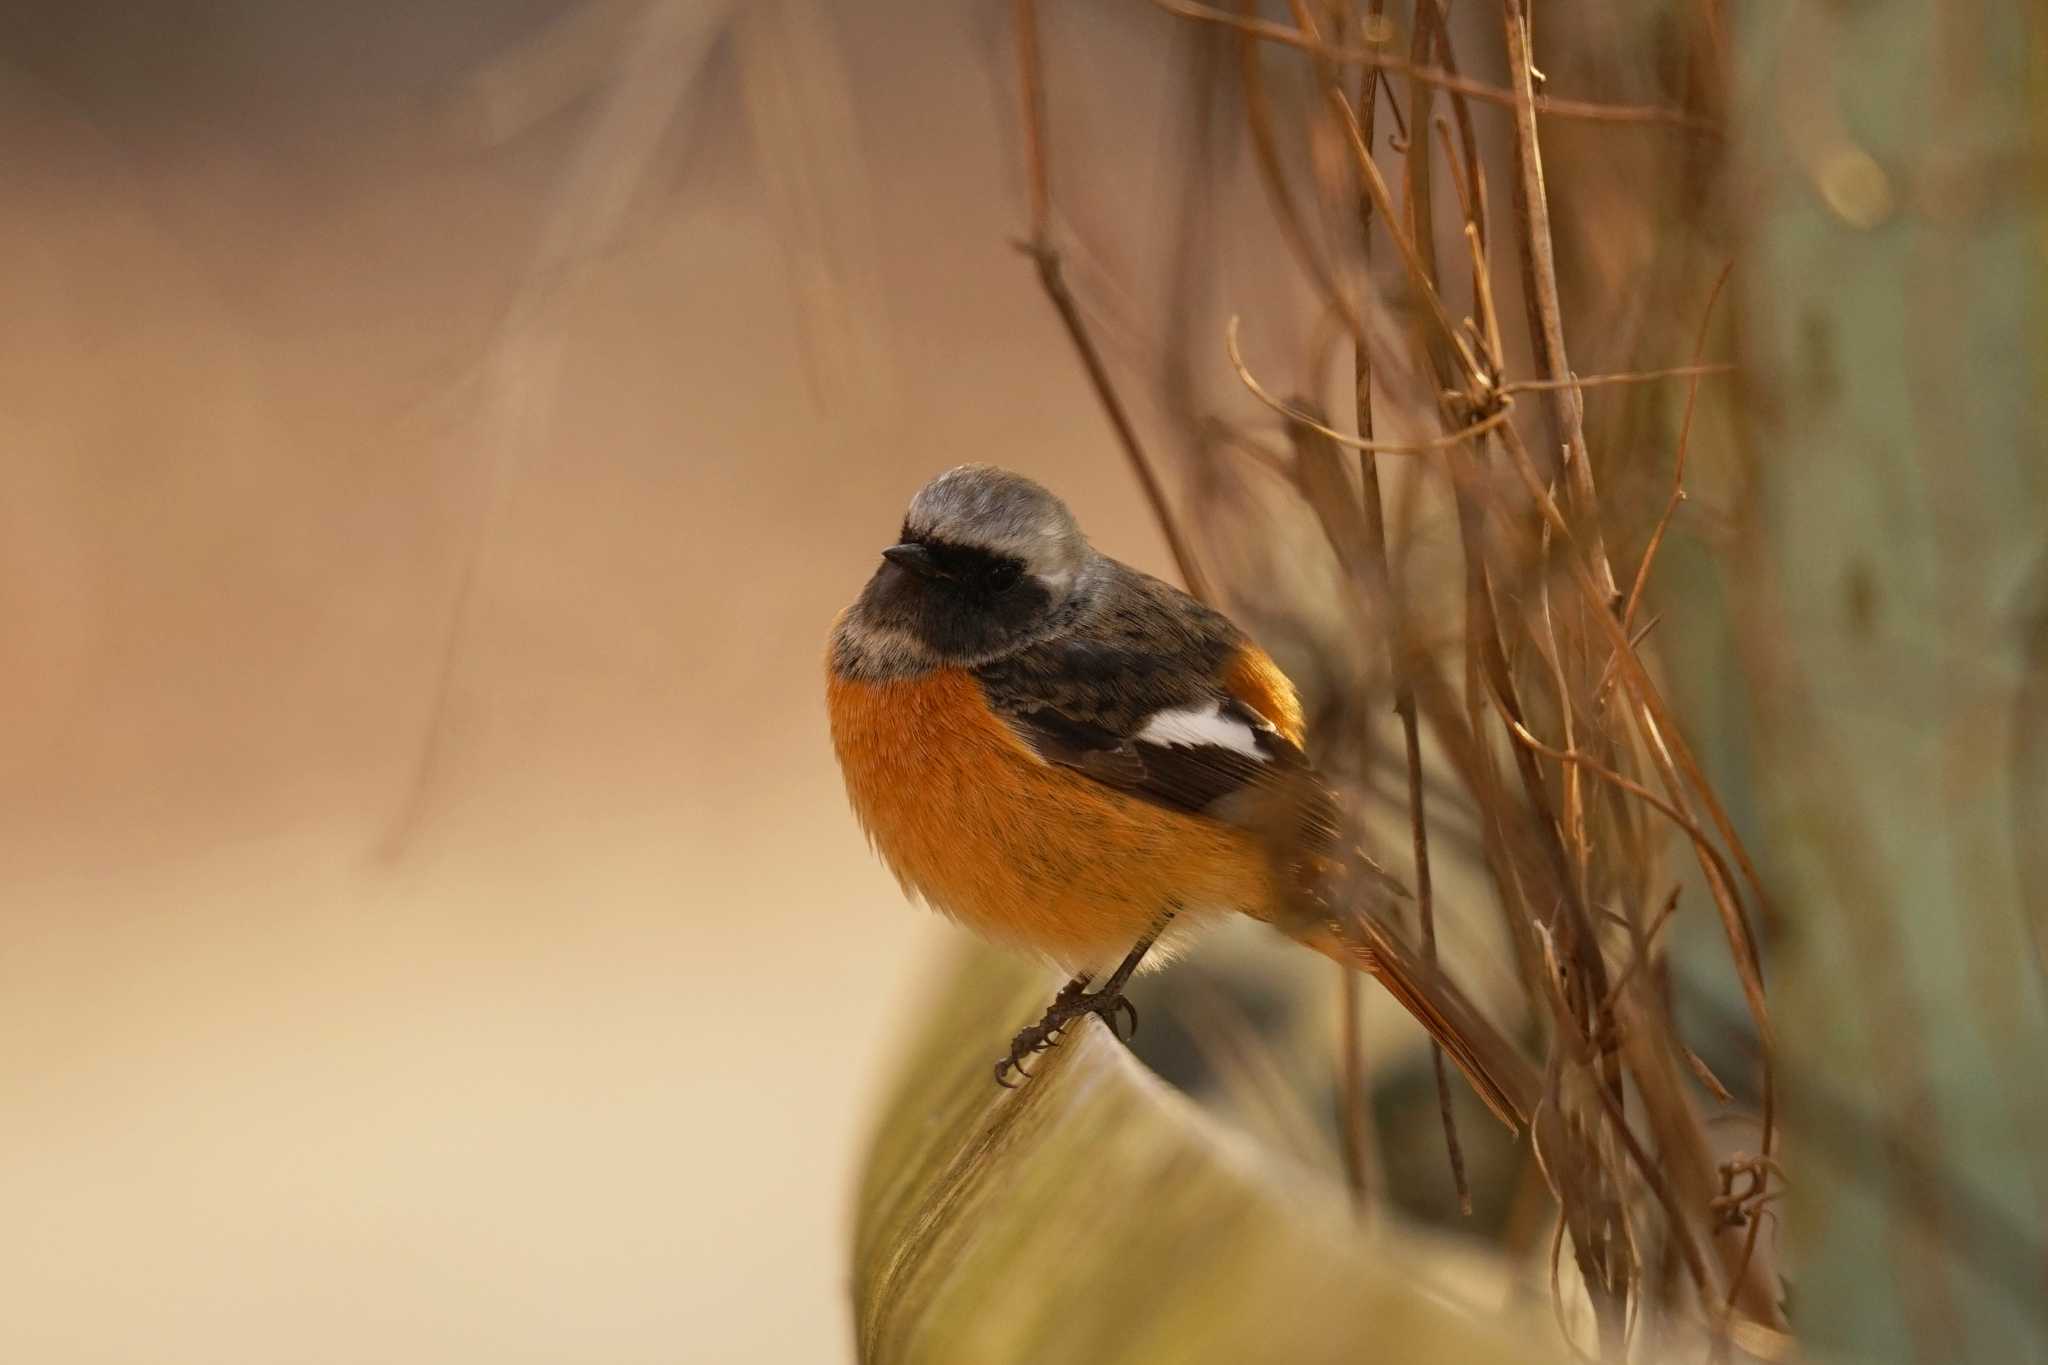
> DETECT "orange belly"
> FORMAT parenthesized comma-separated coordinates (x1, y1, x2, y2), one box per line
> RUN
(827, 665, 1278, 968)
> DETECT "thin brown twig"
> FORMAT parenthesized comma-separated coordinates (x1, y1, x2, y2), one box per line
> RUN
(1327, 0, 1380, 1220)
(1402, 2, 1449, 389)
(1227, 316, 1509, 453)
(1232, 320, 1731, 460)
(1621, 266, 1737, 633)
(1017, 0, 1050, 238)
(1427, 17, 1493, 341)
(1012, 0, 1212, 602)
(1336, 970, 1374, 1212)
(1596, 886, 1682, 1026)
(1324, 84, 1487, 385)
(1144, 0, 1721, 134)
(1687, 1042, 1737, 1104)
(1586, 1050, 1724, 1312)
(1204, 418, 1296, 481)
(1592, 613, 1663, 701)
(1533, 506, 1592, 932)
(1500, 362, 1736, 398)
(1500, 0, 1617, 602)
(1238, 0, 1365, 347)
(1435, 117, 1480, 235)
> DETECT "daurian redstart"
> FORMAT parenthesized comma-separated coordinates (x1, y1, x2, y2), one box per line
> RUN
(828, 465, 1533, 1125)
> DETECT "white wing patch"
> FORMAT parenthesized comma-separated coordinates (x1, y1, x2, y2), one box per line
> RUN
(1136, 702, 1271, 760)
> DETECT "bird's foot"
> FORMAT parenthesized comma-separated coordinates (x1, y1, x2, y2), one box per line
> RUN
(993, 975, 1140, 1088)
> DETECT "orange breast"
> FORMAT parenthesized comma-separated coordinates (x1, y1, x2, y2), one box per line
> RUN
(827, 665, 1278, 968)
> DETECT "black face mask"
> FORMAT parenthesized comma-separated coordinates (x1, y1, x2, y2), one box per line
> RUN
(862, 537, 1051, 662)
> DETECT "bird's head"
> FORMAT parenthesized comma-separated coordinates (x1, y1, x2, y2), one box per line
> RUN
(834, 465, 1093, 677)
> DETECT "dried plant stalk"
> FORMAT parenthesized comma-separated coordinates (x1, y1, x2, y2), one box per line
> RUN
(1112, 1, 1784, 1353)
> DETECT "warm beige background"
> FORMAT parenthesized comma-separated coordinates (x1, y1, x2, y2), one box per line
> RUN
(0, 3, 1193, 1361)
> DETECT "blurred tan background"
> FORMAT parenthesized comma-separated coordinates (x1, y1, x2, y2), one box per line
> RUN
(0, 2, 1202, 1360)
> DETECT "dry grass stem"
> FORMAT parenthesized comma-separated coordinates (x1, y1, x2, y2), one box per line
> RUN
(1012, 0, 1212, 603)
(1146, 0, 1722, 134)
(1016, 0, 1790, 1349)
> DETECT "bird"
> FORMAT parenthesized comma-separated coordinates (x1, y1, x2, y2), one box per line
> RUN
(826, 464, 1535, 1127)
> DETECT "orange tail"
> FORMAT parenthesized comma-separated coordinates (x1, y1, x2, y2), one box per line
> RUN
(1297, 911, 1539, 1132)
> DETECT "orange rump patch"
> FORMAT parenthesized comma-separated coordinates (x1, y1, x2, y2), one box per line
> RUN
(1222, 643, 1307, 747)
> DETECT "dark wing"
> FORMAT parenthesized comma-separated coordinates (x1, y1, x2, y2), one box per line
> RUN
(999, 694, 1311, 823)
(972, 559, 1342, 842)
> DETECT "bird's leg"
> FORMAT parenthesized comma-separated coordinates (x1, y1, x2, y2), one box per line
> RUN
(995, 911, 1174, 1088)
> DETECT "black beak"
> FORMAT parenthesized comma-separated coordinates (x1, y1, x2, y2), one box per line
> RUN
(881, 543, 943, 580)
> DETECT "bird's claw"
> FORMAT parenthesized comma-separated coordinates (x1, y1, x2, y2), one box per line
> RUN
(993, 979, 1140, 1089)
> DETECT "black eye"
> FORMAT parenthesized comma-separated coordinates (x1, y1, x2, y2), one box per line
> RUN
(984, 562, 1022, 593)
